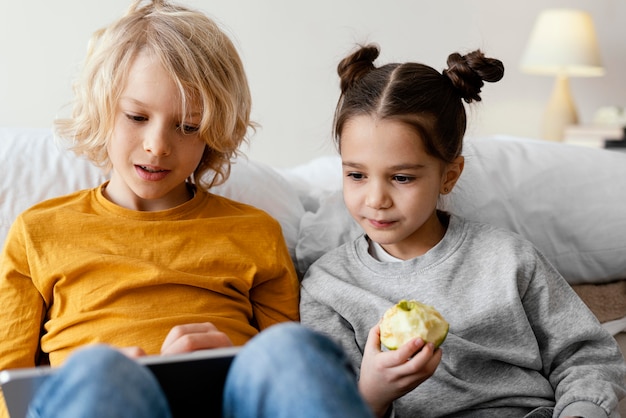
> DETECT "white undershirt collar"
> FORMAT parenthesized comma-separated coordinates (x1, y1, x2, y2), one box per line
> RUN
(368, 240, 403, 262)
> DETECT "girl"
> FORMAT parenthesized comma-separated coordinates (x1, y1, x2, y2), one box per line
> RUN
(300, 44, 626, 418)
(0, 1, 301, 416)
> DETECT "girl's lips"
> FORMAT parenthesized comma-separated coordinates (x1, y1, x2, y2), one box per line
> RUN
(368, 218, 396, 229)
(135, 165, 170, 181)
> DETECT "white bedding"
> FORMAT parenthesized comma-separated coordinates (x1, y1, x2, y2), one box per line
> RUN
(278, 137, 626, 286)
(1, 128, 625, 333)
(605, 317, 626, 336)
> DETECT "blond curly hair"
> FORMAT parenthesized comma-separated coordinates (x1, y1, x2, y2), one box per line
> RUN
(55, 0, 254, 189)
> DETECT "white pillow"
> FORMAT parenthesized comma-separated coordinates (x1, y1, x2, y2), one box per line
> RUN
(0, 128, 304, 263)
(274, 155, 343, 213)
(295, 189, 360, 275)
(446, 136, 626, 284)
(291, 137, 626, 284)
(211, 157, 305, 261)
(0, 128, 108, 248)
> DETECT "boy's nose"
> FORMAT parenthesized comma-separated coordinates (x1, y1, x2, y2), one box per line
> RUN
(143, 125, 171, 156)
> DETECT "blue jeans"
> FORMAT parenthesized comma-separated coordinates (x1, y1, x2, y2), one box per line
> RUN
(27, 322, 374, 418)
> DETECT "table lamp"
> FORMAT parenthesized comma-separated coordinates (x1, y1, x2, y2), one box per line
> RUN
(521, 9, 604, 141)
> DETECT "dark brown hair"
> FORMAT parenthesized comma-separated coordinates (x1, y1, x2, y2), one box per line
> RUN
(333, 44, 504, 163)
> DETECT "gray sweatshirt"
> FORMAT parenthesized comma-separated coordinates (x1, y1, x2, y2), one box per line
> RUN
(300, 214, 626, 418)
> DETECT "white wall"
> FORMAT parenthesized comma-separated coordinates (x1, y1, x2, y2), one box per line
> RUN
(1, 0, 625, 167)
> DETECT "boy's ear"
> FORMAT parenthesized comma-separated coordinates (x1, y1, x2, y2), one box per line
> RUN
(440, 156, 464, 194)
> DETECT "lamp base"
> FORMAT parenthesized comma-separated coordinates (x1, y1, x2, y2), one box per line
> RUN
(542, 74, 578, 141)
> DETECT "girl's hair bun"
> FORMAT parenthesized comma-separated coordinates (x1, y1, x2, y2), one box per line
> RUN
(337, 44, 380, 94)
(444, 50, 504, 103)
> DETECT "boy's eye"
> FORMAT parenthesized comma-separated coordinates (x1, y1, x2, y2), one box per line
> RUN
(126, 114, 147, 122)
(178, 124, 200, 134)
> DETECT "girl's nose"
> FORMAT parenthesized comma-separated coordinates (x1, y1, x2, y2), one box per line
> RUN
(365, 182, 392, 209)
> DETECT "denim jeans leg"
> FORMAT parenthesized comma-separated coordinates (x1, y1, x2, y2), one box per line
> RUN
(27, 345, 171, 418)
(223, 322, 375, 418)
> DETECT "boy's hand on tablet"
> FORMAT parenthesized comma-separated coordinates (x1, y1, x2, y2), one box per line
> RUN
(118, 346, 147, 358)
(160, 322, 233, 355)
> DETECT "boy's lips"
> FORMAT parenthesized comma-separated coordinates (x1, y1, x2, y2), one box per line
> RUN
(135, 164, 170, 181)
(137, 164, 166, 173)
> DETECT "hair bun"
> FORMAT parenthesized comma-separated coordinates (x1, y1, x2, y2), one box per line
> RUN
(337, 44, 380, 94)
(444, 50, 504, 103)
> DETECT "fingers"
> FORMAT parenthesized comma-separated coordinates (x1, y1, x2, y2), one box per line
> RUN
(364, 324, 383, 355)
(379, 337, 442, 378)
(161, 322, 218, 350)
(423, 346, 443, 375)
(359, 335, 442, 413)
(394, 337, 427, 361)
(366, 322, 442, 382)
(374, 337, 427, 370)
(401, 341, 442, 379)
(160, 322, 233, 355)
(118, 346, 147, 359)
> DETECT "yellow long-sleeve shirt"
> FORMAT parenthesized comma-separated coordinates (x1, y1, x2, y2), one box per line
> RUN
(0, 184, 299, 417)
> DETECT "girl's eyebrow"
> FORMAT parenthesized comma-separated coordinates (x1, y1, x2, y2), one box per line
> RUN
(342, 161, 362, 169)
(389, 163, 427, 171)
(342, 161, 426, 171)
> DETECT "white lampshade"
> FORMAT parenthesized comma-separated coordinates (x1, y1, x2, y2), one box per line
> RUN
(521, 9, 604, 77)
(520, 9, 605, 141)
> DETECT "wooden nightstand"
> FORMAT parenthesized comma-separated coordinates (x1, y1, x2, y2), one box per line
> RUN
(563, 124, 626, 149)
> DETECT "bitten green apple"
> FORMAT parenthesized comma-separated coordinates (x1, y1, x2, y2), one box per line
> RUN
(379, 299, 449, 350)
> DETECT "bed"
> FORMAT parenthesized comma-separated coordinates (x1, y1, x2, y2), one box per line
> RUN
(1, 127, 625, 412)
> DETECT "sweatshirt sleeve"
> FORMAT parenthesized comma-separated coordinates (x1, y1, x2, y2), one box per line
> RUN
(300, 283, 366, 374)
(300, 256, 397, 418)
(522, 250, 626, 417)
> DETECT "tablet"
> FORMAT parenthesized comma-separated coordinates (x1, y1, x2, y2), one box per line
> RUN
(0, 346, 241, 418)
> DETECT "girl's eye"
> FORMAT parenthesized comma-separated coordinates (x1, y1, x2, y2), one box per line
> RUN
(347, 172, 364, 181)
(393, 175, 414, 184)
